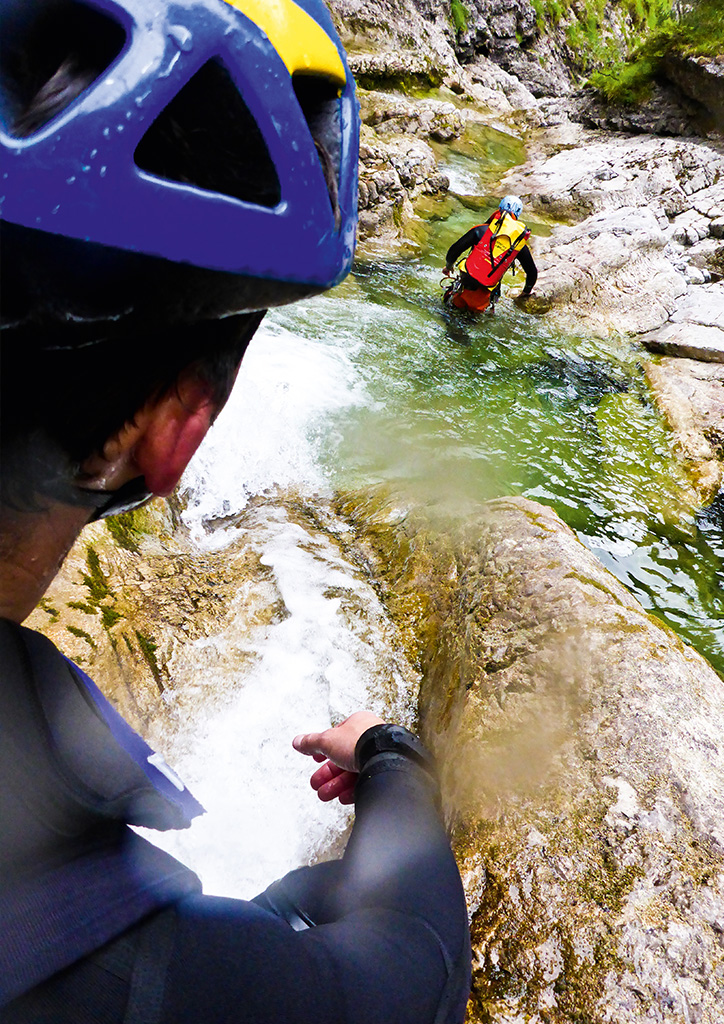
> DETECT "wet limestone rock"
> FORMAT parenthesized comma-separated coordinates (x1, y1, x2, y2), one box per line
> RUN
(459, 55, 539, 115)
(360, 89, 466, 141)
(501, 129, 724, 336)
(641, 284, 724, 364)
(502, 131, 724, 224)
(358, 122, 450, 241)
(416, 496, 724, 1023)
(531, 204, 688, 336)
(576, 80, 711, 138)
(347, 50, 449, 91)
(26, 505, 276, 747)
(643, 357, 724, 503)
(664, 55, 724, 134)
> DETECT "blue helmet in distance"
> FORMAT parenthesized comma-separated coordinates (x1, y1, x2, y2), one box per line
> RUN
(499, 194, 523, 218)
(0, 0, 359, 307)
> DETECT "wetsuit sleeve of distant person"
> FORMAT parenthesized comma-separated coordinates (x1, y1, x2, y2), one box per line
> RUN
(516, 243, 538, 294)
(445, 225, 486, 269)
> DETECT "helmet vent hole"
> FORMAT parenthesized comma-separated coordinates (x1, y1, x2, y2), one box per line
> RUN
(135, 61, 281, 209)
(0, 0, 125, 138)
(293, 75, 342, 230)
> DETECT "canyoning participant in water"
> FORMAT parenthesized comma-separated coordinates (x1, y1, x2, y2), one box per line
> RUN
(443, 194, 538, 315)
(0, 1, 470, 1021)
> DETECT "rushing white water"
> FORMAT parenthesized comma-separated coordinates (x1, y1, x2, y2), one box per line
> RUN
(179, 316, 365, 547)
(443, 161, 486, 198)
(143, 309, 416, 898)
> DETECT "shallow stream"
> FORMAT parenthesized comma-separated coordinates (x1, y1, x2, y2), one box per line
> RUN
(151, 124, 724, 897)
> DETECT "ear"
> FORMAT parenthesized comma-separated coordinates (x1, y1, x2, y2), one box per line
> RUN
(133, 379, 217, 497)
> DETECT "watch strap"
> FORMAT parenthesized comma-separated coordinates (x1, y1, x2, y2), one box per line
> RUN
(355, 723, 436, 777)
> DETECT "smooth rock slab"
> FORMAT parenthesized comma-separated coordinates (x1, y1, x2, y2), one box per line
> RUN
(644, 358, 724, 501)
(642, 322, 724, 363)
(502, 133, 724, 223)
(668, 283, 724, 330)
(532, 206, 688, 336)
(418, 497, 724, 1023)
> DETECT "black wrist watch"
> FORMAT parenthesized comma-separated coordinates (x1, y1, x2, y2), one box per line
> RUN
(355, 723, 436, 777)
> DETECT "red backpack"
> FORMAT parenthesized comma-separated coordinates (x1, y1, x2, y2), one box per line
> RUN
(463, 211, 530, 288)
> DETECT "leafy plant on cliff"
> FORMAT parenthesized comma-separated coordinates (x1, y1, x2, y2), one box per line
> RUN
(135, 629, 165, 692)
(591, 0, 724, 105)
(530, 0, 683, 87)
(105, 508, 144, 553)
(450, 0, 468, 36)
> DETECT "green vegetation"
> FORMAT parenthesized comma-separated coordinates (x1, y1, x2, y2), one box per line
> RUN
(590, 0, 724, 105)
(450, 0, 468, 36)
(135, 629, 164, 692)
(66, 624, 96, 649)
(77, 544, 125, 636)
(37, 597, 60, 623)
(104, 507, 147, 553)
(68, 599, 97, 616)
(529, 0, 723, 106)
(81, 546, 111, 603)
(101, 606, 123, 631)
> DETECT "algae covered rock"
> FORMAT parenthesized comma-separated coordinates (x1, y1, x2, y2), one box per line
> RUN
(417, 496, 724, 1023)
(360, 89, 465, 141)
(643, 357, 724, 503)
(358, 122, 449, 241)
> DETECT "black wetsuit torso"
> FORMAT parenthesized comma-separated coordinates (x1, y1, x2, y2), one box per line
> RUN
(446, 221, 538, 294)
(1, 622, 471, 1024)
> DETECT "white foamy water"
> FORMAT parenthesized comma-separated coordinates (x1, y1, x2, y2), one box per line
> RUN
(146, 504, 415, 898)
(444, 162, 485, 197)
(142, 304, 416, 897)
(180, 315, 365, 545)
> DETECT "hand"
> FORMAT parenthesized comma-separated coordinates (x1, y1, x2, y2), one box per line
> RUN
(293, 712, 384, 805)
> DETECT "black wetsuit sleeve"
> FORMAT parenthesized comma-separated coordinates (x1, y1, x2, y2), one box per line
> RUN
(4, 749, 471, 1024)
(445, 225, 486, 268)
(516, 244, 538, 292)
(162, 752, 471, 1024)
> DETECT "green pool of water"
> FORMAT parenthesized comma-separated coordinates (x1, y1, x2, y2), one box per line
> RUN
(273, 126, 724, 678)
(272, 245, 724, 679)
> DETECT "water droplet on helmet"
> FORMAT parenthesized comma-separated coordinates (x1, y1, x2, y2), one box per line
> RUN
(103, 127, 110, 138)
(159, 51, 181, 78)
(52, 205, 60, 214)
(168, 25, 193, 51)
(125, 110, 132, 120)
(116, 124, 124, 133)
(66, 176, 76, 184)
(100, 166, 107, 177)
(81, 164, 91, 173)
(90, 149, 98, 159)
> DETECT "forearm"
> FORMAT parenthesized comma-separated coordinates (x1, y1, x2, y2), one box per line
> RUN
(256, 743, 471, 1022)
(445, 226, 484, 267)
(267, 738, 466, 947)
(517, 245, 537, 292)
(139, 731, 470, 1024)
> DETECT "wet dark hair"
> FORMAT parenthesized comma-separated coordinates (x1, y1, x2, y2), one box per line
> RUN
(0, 23, 288, 511)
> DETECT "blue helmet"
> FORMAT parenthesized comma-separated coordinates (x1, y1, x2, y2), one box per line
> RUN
(499, 194, 523, 218)
(0, 0, 359, 294)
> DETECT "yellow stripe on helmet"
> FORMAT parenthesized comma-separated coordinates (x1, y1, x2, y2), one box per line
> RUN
(221, 0, 347, 87)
